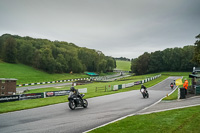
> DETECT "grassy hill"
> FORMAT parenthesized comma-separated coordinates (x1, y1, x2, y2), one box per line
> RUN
(0, 61, 89, 84)
(0, 60, 132, 84)
(115, 60, 131, 71)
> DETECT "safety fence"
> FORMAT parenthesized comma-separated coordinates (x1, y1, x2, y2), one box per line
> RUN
(16, 78, 91, 87)
(0, 88, 87, 103)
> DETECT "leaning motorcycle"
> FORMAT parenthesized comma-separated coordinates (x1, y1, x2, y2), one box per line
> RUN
(140, 88, 149, 98)
(68, 92, 88, 110)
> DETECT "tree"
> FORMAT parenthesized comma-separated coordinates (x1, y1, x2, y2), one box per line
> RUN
(98, 59, 107, 73)
(148, 51, 163, 73)
(2, 36, 17, 63)
(136, 52, 150, 75)
(131, 58, 138, 74)
(181, 46, 195, 71)
(193, 34, 200, 66)
(106, 56, 115, 71)
(17, 41, 35, 65)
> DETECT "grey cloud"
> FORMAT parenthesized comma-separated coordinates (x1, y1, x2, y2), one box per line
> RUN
(0, 0, 199, 59)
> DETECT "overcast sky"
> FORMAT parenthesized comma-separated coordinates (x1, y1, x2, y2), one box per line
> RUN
(0, 0, 199, 59)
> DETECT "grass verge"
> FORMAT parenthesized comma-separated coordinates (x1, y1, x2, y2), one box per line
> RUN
(163, 89, 178, 100)
(89, 105, 200, 133)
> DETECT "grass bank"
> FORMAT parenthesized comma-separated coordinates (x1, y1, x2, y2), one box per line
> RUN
(90, 105, 200, 133)
(0, 61, 91, 84)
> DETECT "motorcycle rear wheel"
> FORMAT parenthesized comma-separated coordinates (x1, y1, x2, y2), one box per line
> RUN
(69, 100, 76, 110)
(147, 93, 149, 98)
(83, 99, 88, 108)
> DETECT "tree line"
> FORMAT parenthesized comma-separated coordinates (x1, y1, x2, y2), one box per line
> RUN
(114, 57, 130, 61)
(0, 34, 116, 73)
(131, 34, 200, 75)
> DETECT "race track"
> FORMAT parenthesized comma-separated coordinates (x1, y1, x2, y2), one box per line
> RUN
(0, 76, 181, 133)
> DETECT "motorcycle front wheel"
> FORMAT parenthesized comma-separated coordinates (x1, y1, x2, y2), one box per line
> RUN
(83, 99, 88, 108)
(142, 93, 146, 98)
(69, 100, 76, 110)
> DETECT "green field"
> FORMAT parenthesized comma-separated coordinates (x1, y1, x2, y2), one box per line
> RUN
(90, 105, 200, 133)
(115, 60, 131, 71)
(0, 61, 90, 84)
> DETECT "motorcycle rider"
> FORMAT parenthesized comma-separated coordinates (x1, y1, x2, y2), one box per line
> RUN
(170, 82, 174, 89)
(70, 86, 79, 95)
(140, 84, 147, 92)
(70, 86, 83, 104)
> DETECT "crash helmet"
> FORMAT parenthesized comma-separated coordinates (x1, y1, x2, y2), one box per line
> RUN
(70, 86, 75, 92)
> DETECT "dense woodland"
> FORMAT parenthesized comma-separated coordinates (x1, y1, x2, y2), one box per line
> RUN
(131, 34, 200, 75)
(1, 33, 199, 75)
(0, 34, 116, 73)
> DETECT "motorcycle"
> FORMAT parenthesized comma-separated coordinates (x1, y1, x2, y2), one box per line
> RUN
(170, 84, 174, 89)
(68, 92, 88, 110)
(140, 88, 149, 98)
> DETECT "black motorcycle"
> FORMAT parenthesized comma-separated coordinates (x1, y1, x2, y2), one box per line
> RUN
(140, 88, 149, 98)
(68, 92, 88, 110)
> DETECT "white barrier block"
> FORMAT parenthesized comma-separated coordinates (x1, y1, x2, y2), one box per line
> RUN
(73, 83, 77, 86)
(125, 83, 134, 88)
(122, 84, 126, 89)
(113, 85, 118, 91)
(78, 88, 87, 93)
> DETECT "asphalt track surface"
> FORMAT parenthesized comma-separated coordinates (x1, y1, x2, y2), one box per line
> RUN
(0, 76, 181, 133)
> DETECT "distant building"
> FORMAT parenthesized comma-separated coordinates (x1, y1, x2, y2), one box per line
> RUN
(0, 78, 17, 96)
(189, 67, 200, 95)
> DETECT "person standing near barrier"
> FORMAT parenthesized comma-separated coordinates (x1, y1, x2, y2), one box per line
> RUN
(183, 79, 188, 95)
